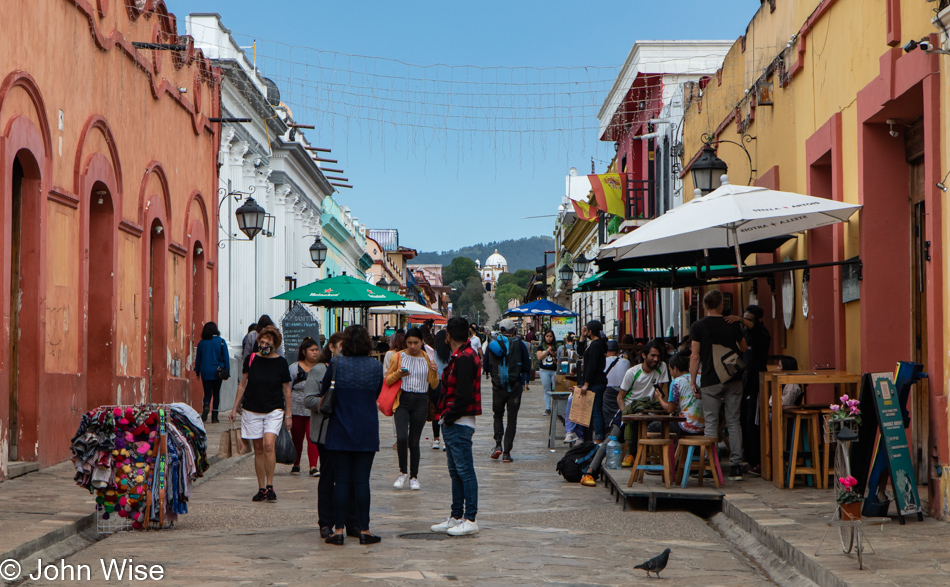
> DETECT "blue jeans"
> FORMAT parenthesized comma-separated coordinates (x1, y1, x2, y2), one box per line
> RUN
(590, 383, 608, 441)
(539, 369, 556, 411)
(442, 422, 478, 521)
(564, 395, 585, 436)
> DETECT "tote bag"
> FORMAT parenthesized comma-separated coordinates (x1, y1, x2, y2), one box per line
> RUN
(378, 353, 402, 417)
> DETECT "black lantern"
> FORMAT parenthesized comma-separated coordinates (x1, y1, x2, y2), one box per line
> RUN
(387, 280, 401, 293)
(234, 197, 266, 240)
(558, 263, 573, 284)
(690, 145, 729, 195)
(574, 253, 592, 277)
(376, 277, 389, 290)
(309, 236, 328, 268)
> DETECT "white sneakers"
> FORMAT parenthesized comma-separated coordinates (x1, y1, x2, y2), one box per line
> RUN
(563, 432, 578, 443)
(432, 439, 441, 450)
(447, 519, 479, 536)
(430, 517, 462, 533)
(395, 474, 421, 490)
(430, 517, 479, 535)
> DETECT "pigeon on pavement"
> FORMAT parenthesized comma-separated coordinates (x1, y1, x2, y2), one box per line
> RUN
(634, 547, 671, 578)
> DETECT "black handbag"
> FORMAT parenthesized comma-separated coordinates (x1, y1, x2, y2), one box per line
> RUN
(215, 366, 230, 381)
(318, 358, 338, 416)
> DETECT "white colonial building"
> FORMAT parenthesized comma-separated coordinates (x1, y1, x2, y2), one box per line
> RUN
(189, 13, 367, 406)
(480, 250, 508, 295)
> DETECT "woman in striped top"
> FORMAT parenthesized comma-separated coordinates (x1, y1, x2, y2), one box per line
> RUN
(386, 327, 439, 490)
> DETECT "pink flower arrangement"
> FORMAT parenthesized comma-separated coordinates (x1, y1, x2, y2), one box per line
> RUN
(828, 394, 862, 425)
(836, 475, 863, 505)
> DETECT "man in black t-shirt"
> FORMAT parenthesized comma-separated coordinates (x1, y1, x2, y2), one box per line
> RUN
(728, 305, 771, 473)
(689, 290, 747, 481)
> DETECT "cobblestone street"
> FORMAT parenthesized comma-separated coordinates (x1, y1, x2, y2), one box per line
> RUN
(21, 391, 774, 586)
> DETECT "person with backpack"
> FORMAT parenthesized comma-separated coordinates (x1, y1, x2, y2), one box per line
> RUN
(690, 289, 747, 481)
(484, 318, 531, 462)
(194, 321, 230, 423)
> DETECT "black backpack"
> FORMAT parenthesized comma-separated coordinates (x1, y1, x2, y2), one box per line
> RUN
(556, 441, 598, 483)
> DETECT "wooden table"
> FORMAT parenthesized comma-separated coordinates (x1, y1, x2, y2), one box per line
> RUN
(759, 370, 862, 488)
(621, 413, 686, 440)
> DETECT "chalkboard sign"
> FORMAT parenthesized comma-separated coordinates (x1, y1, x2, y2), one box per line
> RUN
(869, 372, 921, 520)
(281, 304, 321, 359)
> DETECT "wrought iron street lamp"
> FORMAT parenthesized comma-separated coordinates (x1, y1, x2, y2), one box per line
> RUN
(387, 280, 401, 293)
(573, 253, 592, 277)
(558, 263, 573, 285)
(376, 277, 389, 290)
(235, 197, 266, 240)
(309, 236, 328, 268)
(690, 145, 729, 195)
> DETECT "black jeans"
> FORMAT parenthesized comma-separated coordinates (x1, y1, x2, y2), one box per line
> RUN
(201, 379, 222, 411)
(329, 450, 375, 531)
(316, 443, 357, 531)
(492, 383, 523, 453)
(394, 392, 429, 478)
(432, 421, 441, 440)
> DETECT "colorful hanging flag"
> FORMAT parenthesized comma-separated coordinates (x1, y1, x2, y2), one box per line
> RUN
(571, 199, 598, 221)
(588, 174, 625, 217)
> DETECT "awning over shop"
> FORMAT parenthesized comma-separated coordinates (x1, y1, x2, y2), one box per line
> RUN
(272, 274, 408, 308)
(574, 265, 737, 293)
(595, 236, 795, 271)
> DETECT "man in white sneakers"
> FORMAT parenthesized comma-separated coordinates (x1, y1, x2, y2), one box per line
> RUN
(431, 317, 482, 536)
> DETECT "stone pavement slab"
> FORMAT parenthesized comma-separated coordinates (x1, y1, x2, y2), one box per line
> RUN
(15, 393, 775, 586)
(0, 420, 238, 565)
(721, 475, 950, 586)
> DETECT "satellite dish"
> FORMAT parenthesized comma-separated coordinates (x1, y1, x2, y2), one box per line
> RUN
(569, 167, 578, 176)
(262, 77, 281, 107)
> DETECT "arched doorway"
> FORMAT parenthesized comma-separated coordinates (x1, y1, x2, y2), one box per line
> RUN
(147, 220, 167, 403)
(191, 243, 205, 352)
(8, 151, 42, 462)
(87, 183, 115, 407)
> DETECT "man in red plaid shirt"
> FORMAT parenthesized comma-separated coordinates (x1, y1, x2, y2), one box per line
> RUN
(431, 317, 482, 536)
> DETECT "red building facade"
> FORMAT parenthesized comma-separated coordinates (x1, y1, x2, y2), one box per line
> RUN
(0, 0, 220, 478)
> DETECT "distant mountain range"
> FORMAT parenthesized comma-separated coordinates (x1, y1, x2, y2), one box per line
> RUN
(414, 236, 555, 272)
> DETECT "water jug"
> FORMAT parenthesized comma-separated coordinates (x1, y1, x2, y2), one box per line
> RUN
(605, 437, 622, 469)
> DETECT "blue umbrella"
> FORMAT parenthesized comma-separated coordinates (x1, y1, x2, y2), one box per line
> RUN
(505, 299, 577, 317)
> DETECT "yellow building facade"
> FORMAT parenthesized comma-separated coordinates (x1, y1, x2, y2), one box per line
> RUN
(681, 0, 950, 517)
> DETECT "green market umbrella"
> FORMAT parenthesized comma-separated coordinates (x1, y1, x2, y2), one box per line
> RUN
(272, 274, 408, 308)
(573, 265, 736, 293)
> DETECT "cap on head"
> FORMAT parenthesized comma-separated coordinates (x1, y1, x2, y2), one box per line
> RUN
(499, 318, 517, 332)
(606, 340, 619, 352)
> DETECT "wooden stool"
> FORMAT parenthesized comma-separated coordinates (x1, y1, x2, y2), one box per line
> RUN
(674, 437, 722, 489)
(628, 439, 673, 488)
(786, 409, 822, 489)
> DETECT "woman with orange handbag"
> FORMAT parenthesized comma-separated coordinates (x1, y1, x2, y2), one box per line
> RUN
(386, 327, 439, 491)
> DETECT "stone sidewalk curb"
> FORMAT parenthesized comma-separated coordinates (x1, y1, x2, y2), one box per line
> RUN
(0, 453, 252, 567)
(721, 492, 847, 587)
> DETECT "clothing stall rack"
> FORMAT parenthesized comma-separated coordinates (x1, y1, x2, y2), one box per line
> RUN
(70, 403, 208, 534)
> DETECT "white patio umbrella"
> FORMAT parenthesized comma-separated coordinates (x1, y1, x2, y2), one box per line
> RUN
(368, 301, 441, 316)
(601, 177, 861, 272)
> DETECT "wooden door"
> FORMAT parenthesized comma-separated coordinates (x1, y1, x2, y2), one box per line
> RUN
(909, 161, 929, 483)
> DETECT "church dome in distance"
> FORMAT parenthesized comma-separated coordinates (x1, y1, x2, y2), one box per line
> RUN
(485, 249, 507, 268)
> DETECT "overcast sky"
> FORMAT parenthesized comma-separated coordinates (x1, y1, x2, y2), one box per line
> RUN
(176, 0, 751, 251)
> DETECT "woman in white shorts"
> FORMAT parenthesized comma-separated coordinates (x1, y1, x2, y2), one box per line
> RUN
(229, 325, 291, 502)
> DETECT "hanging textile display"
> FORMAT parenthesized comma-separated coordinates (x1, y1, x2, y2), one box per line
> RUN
(70, 403, 208, 531)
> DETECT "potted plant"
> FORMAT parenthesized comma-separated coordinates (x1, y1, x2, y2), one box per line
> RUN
(837, 475, 863, 520)
(825, 394, 861, 442)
